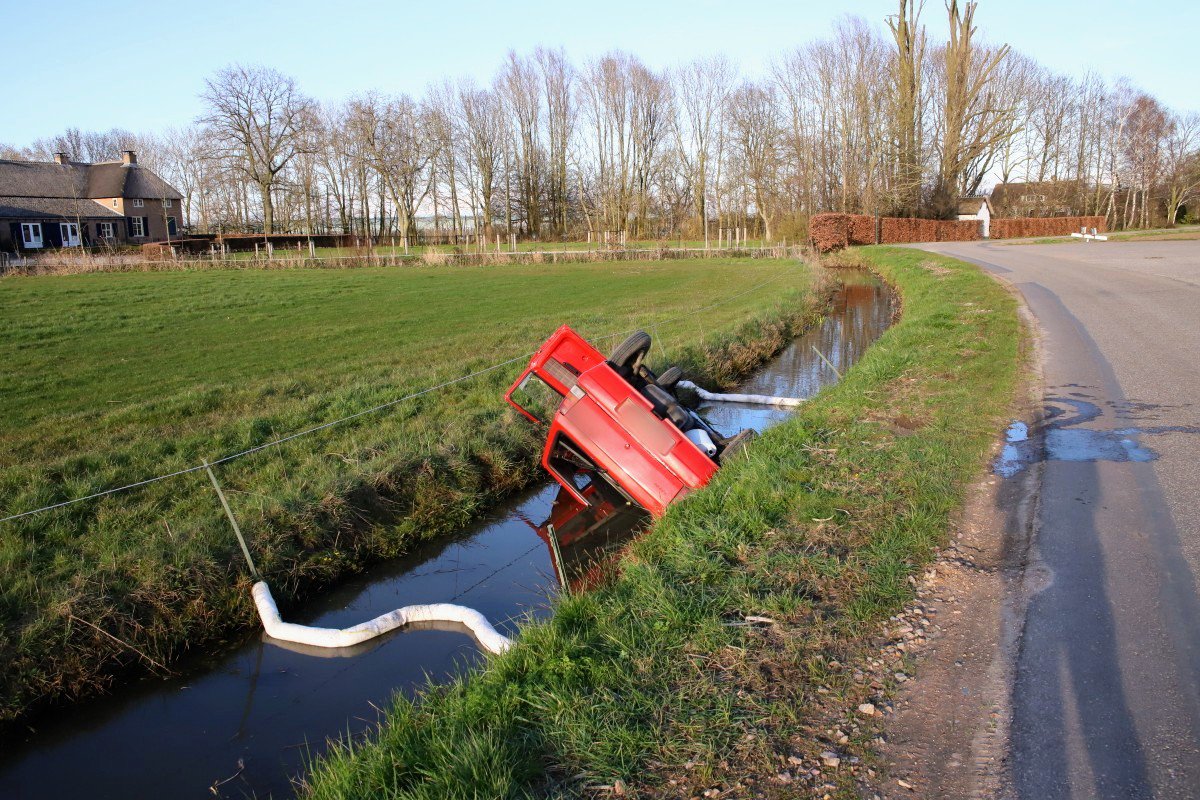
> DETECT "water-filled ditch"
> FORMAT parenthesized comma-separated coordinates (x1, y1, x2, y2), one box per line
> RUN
(0, 270, 893, 799)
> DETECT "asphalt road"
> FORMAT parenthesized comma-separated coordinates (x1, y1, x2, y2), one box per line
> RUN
(917, 240, 1200, 799)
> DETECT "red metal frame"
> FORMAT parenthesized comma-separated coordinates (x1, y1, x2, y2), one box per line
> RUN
(506, 325, 719, 516)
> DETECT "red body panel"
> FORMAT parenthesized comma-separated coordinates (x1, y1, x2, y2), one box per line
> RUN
(505, 325, 719, 516)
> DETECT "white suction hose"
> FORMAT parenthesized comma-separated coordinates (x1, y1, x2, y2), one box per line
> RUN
(251, 581, 513, 655)
(677, 380, 805, 408)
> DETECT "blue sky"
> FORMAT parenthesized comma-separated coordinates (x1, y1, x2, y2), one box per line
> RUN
(4, 0, 1193, 145)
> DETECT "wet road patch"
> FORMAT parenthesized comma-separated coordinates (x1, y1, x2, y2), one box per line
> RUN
(994, 396, 1200, 477)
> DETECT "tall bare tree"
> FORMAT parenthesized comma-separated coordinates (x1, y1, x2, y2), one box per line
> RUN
(931, 1, 1015, 216)
(886, 0, 927, 214)
(538, 47, 575, 237)
(1163, 112, 1200, 226)
(199, 65, 313, 233)
(673, 56, 735, 239)
(727, 82, 783, 239)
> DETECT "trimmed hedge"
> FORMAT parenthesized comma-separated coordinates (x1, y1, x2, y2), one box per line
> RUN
(810, 212, 1109, 251)
(810, 213, 980, 252)
(989, 216, 1106, 239)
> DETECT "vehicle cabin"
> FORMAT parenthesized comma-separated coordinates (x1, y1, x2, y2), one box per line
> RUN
(506, 326, 754, 517)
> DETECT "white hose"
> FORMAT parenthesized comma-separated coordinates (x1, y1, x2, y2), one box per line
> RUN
(251, 581, 513, 655)
(677, 380, 805, 407)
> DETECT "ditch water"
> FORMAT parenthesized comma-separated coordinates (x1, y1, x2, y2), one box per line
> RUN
(0, 270, 893, 800)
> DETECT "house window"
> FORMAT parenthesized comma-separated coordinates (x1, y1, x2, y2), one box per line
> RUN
(132, 198, 144, 208)
(112, 199, 118, 208)
(167, 217, 177, 236)
(98, 221, 116, 239)
(20, 222, 43, 248)
(163, 199, 172, 208)
(130, 217, 145, 237)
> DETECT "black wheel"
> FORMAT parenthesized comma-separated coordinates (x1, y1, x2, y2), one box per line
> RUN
(718, 429, 757, 464)
(609, 330, 652, 371)
(656, 365, 683, 391)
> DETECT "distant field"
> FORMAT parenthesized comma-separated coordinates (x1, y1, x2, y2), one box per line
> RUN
(219, 238, 770, 260)
(0, 256, 817, 719)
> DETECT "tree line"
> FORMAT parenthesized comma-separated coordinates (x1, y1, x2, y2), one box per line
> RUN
(5, 1, 1198, 239)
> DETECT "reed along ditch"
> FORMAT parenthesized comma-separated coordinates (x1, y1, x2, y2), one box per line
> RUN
(0, 271, 893, 800)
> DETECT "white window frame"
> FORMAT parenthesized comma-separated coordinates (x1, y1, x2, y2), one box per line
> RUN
(59, 222, 81, 247)
(20, 222, 43, 248)
(163, 198, 172, 208)
(98, 221, 116, 239)
(132, 198, 144, 208)
(130, 217, 145, 237)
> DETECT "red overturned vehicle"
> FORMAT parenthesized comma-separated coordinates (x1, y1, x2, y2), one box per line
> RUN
(505, 326, 755, 516)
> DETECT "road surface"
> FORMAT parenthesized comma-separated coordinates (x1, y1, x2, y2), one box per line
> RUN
(917, 240, 1200, 799)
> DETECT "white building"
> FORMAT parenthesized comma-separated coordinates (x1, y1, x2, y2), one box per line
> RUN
(957, 196, 994, 238)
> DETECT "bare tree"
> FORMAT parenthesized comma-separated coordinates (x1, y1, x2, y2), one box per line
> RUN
(537, 47, 575, 237)
(498, 52, 544, 236)
(673, 56, 735, 239)
(931, 1, 1016, 216)
(1163, 112, 1200, 225)
(886, 0, 927, 215)
(199, 65, 313, 233)
(350, 94, 434, 244)
(457, 82, 505, 238)
(727, 82, 783, 239)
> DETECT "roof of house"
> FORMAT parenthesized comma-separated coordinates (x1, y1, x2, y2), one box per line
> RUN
(0, 157, 183, 209)
(0, 195, 124, 220)
(990, 180, 1085, 205)
(86, 162, 182, 200)
(957, 196, 992, 216)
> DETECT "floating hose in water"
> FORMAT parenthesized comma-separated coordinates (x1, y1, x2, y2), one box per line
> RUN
(251, 581, 513, 655)
(677, 380, 805, 407)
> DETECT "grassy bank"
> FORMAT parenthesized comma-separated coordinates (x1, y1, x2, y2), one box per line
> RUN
(0, 257, 823, 722)
(301, 245, 1021, 799)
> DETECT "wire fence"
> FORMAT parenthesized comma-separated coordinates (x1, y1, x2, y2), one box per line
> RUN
(1, 268, 798, 525)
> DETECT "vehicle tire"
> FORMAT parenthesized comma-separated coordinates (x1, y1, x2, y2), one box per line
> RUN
(609, 330, 652, 371)
(718, 428, 757, 464)
(656, 365, 682, 391)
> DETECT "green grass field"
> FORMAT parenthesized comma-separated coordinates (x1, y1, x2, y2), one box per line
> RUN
(0, 257, 819, 720)
(301, 247, 1022, 799)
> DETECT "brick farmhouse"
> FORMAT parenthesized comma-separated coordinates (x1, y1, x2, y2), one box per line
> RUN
(0, 151, 182, 253)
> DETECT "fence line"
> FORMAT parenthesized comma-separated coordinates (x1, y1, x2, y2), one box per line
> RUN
(2, 244, 800, 277)
(0, 269, 795, 525)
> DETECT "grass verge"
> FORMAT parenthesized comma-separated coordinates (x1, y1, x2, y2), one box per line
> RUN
(0, 257, 826, 724)
(300, 245, 1021, 799)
